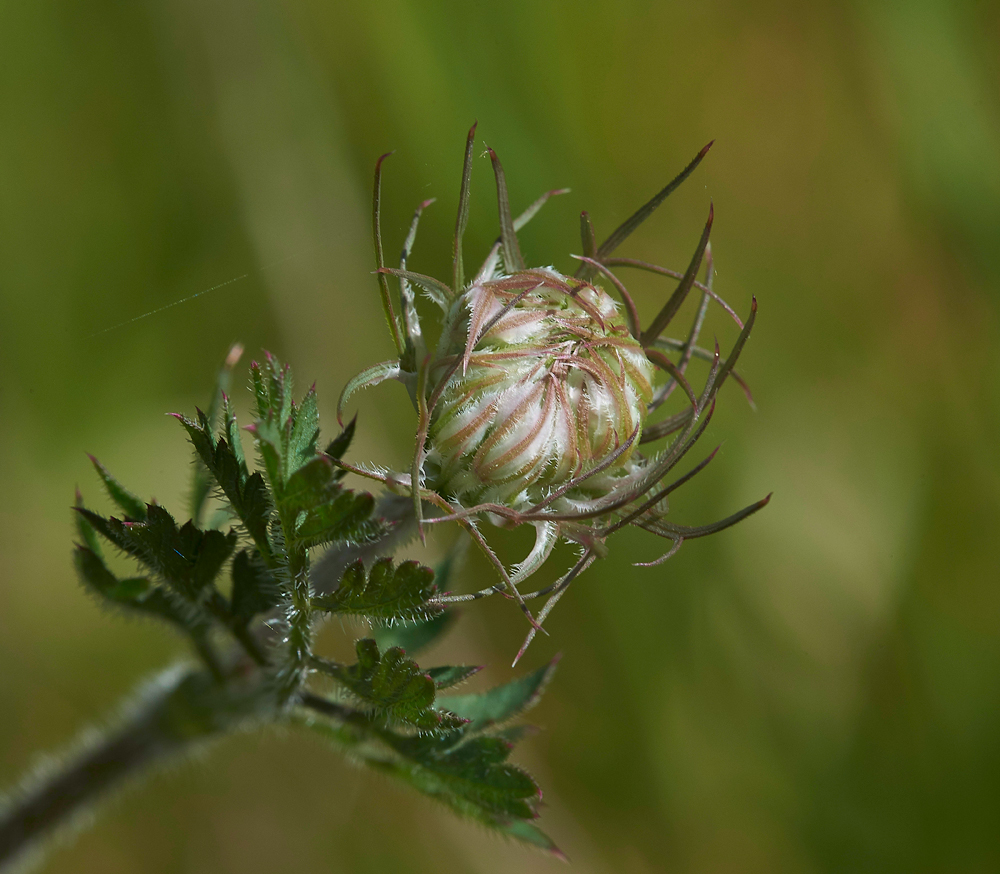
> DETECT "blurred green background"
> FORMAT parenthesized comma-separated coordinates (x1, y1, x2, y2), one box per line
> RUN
(3, 1, 1000, 871)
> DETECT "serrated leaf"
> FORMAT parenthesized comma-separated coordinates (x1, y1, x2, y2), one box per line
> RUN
(87, 456, 146, 520)
(437, 657, 558, 732)
(190, 345, 243, 526)
(222, 395, 246, 471)
(291, 491, 377, 549)
(257, 353, 293, 426)
(174, 413, 273, 562)
(238, 471, 272, 553)
(313, 558, 440, 624)
(73, 545, 208, 633)
(230, 549, 281, 623)
(73, 491, 103, 557)
(324, 416, 356, 463)
(426, 665, 482, 689)
(250, 418, 286, 492)
(313, 640, 458, 731)
(76, 505, 237, 601)
(282, 455, 336, 507)
(278, 455, 376, 548)
(74, 546, 150, 603)
(371, 609, 455, 654)
(375, 731, 541, 821)
(299, 686, 554, 851)
(288, 384, 320, 472)
(250, 359, 269, 420)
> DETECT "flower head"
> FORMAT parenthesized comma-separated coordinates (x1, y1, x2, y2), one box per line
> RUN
(338, 125, 768, 661)
(426, 267, 653, 510)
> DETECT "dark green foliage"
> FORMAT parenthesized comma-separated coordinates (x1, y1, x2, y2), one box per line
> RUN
(437, 657, 559, 732)
(75, 505, 237, 601)
(230, 549, 280, 623)
(174, 409, 273, 563)
(279, 456, 376, 549)
(245, 357, 377, 552)
(313, 558, 441, 624)
(323, 415, 356, 475)
(69, 351, 557, 855)
(426, 665, 482, 689)
(308, 710, 554, 850)
(312, 639, 465, 731)
(368, 544, 464, 649)
(73, 544, 208, 633)
(302, 654, 561, 852)
(189, 343, 242, 526)
(87, 456, 146, 520)
(374, 731, 540, 821)
(74, 489, 104, 556)
(249, 355, 319, 486)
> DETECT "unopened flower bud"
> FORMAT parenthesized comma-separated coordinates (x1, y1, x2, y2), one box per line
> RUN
(426, 269, 654, 510)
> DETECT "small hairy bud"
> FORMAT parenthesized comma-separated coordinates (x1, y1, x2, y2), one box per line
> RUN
(426, 269, 654, 509)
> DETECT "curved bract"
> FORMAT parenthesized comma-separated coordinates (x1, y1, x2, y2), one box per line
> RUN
(341, 125, 769, 661)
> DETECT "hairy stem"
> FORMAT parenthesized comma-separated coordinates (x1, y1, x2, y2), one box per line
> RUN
(280, 547, 313, 704)
(0, 664, 267, 872)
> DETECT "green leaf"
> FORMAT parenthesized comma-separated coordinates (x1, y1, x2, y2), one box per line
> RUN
(87, 455, 147, 520)
(174, 413, 273, 562)
(76, 505, 237, 601)
(74, 490, 104, 557)
(278, 455, 376, 549)
(370, 545, 464, 650)
(281, 455, 336, 506)
(372, 610, 456, 655)
(223, 395, 247, 471)
(437, 657, 559, 732)
(73, 545, 208, 633)
(250, 418, 286, 493)
(230, 549, 281, 623)
(253, 353, 293, 425)
(313, 558, 440, 624)
(190, 343, 243, 526)
(324, 415, 356, 463)
(299, 662, 558, 853)
(495, 820, 563, 856)
(291, 491, 377, 549)
(374, 731, 542, 822)
(313, 640, 461, 731)
(288, 383, 320, 472)
(426, 665, 482, 689)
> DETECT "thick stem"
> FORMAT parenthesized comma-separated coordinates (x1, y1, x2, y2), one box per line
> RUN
(0, 664, 265, 871)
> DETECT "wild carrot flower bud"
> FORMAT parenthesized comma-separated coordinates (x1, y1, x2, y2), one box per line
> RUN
(337, 125, 769, 660)
(425, 269, 654, 510)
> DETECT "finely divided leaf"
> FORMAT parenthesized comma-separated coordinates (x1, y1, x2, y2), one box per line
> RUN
(73, 545, 209, 634)
(75, 505, 237, 601)
(174, 412, 273, 561)
(87, 456, 146, 520)
(313, 639, 462, 731)
(313, 558, 440, 624)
